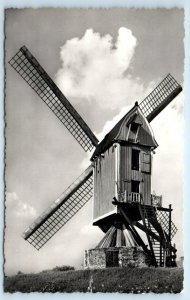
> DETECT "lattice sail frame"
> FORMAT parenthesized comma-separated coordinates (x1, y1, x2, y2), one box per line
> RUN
(23, 166, 93, 250)
(9, 46, 98, 152)
(139, 73, 182, 122)
(9, 46, 182, 250)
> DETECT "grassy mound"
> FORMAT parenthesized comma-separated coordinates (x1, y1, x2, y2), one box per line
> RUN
(4, 266, 183, 293)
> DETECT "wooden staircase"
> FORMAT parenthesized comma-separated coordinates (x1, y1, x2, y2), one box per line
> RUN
(112, 198, 177, 267)
(139, 205, 166, 267)
(149, 222, 165, 267)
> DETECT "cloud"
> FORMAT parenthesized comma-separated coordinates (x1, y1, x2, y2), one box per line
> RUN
(55, 27, 154, 110)
(151, 92, 183, 199)
(96, 104, 133, 141)
(5, 192, 37, 219)
(80, 92, 184, 257)
(65, 32, 184, 255)
(151, 93, 184, 256)
(5, 26, 184, 275)
(4, 192, 38, 275)
(79, 104, 133, 170)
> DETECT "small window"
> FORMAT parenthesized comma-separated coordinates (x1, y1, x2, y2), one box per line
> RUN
(128, 123, 139, 141)
(131, 123, 139, 134)
(132, 149, 139, 170)
(131, 180, 140, 193)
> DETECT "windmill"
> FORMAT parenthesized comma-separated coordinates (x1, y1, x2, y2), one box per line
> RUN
(9, 46, 182, 268)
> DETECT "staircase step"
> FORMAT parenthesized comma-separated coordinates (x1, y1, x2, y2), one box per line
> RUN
(140, 204, 164, 267)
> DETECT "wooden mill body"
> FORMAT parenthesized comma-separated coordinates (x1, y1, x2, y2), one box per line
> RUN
(89, 103, 177, 267)
(91, 103, 158, 230)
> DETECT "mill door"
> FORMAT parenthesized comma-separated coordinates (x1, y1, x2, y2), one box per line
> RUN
(106, 250, 119, 267)
(131, 180, 140, 193)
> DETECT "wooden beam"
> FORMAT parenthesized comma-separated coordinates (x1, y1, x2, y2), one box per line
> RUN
(96, 226, 113, 248)
(118, 206, 148, 253)
(19, 46, 99, 147)
(169, 204, 172, 242)
(116, 229, 122, 247)
(147, 86, 182, 122)
(23, 165, 93, 240)
(135, 221, 176, 253)
(138, 204, 157, 266)
(149, 218, 169, 241)
(135, 221, 160, 242)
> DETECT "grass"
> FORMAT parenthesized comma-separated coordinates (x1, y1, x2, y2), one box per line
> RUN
(4, 266, 183, 293)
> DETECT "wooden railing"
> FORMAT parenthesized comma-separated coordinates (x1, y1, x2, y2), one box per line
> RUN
(118, 191, 142, 203)
(117, 191, 162, 207)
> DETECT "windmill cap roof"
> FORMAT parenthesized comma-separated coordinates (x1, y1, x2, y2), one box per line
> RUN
(91, 103, 158, 160)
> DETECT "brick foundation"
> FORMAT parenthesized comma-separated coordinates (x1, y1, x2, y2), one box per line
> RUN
(84, 246, 148, 269)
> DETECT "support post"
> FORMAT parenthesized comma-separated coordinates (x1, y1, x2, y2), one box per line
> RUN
(169, 204, 172, 243)
(160, 242, 162, 267)
(118, 205, 148, 253)
(167, 204, 172, 266)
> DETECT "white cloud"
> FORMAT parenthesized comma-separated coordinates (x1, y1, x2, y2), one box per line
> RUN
(79, 105, 133, 170)
(55, 27, 154, 110)
(151, 93, 184, 256)
(4, 192, 38, 275)
(5, 192, 37, 219)
(5, 26, 184, 275)
(151, 93, 183, 199)
(96, 104, 133, 141)
(80, 93, 184, 258)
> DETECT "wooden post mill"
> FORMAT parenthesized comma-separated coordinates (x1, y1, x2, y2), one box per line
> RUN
(9, 46, 182, 269)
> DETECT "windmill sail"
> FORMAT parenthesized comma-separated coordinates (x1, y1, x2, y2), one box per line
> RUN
(23, 165, 93, 250)
(9, 46, 98, 152)
(139, 73, 182, 122)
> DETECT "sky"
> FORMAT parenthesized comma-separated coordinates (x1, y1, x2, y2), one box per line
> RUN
(4, 8, 184, 275)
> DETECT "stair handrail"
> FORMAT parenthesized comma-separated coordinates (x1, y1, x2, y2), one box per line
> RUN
(138, 201, 157, 267)
(149, 210, 171, 267)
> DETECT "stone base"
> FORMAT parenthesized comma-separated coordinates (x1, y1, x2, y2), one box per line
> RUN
(84, 246, 148, 269)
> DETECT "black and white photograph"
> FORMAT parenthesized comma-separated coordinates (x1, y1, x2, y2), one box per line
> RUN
(4, 7, 184, 293)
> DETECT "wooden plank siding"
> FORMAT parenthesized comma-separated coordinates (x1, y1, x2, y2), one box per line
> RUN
(120, 145, 131, 194)
(140, 150, 152, 205)
(93, 105, 158, 221)
(132, 170, 142, 181)
(141, 172, 151, 205)
(93, 146, 116, 220)
(119, 144, 152, 205)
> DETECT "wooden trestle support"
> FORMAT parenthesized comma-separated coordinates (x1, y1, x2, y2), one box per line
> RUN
(95, 200, 177, 267)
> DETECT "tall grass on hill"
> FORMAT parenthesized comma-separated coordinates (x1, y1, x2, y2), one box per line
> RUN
(4, 266, 183, 293)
